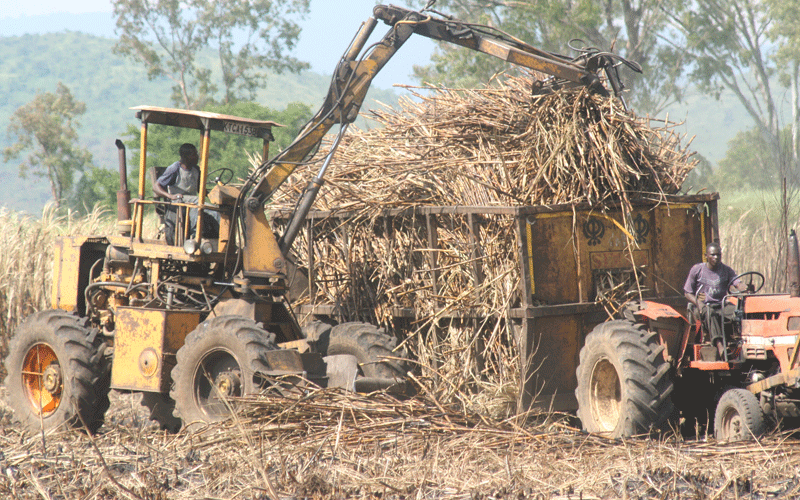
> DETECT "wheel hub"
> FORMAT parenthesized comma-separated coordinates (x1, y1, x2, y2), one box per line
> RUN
(721, 408, 743, 439)
(22, 343, 62, 416)
(215, 371, 241, 398)
(42, 363, 62, 394)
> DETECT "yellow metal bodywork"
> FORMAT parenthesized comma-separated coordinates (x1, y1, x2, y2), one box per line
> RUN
(243, 209, 285, 276)
(207, 184, 239, 253)
(51, 236, 108, 313)
(110, 308, 200, 392)
(51, 237, 82, 312)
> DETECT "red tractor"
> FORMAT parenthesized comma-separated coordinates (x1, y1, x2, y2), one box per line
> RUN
(576, 232, 800, 441)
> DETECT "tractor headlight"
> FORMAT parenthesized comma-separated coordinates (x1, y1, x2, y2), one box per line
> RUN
(200, 240, 214, 254)
(183, 239, 198, 255)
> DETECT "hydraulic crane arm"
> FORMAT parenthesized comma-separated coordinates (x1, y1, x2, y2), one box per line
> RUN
(237, 3, 640, 277)
(375, 5, 612, 94)
(238, 6, 423, 266)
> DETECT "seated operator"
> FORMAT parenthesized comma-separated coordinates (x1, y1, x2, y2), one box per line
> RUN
(153, 143, 218, 245)
(684, 242, 745, 359)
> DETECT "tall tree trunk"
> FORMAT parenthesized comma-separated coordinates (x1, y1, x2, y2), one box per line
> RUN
(792, 61, 800, 168)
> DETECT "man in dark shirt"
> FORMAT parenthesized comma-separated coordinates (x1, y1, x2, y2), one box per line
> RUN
(154, 143, 218, 245)
(154, 143, 200, 203)
(684, 242, 743, 358)
(153, 143, 201, 245)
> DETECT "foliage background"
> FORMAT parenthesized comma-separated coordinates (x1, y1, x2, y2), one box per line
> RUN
(0, 32, 401, 213)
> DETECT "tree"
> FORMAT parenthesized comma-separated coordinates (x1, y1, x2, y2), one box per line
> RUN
(670, 0, 800, 183)
(766, 0, 800, 166)
(113, 0, 311, 108)
(2, 83, 93, 207)
(70, 166, 120, 214)
(712, 127, 795, 192)
(682, 154, 715, 193)
(408, 0, 687, 114)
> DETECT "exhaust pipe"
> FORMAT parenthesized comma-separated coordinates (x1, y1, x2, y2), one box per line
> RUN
(116, 139, 131, 222)
(789, 230, 800, 297)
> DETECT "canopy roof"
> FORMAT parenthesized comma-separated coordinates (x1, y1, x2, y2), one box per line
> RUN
(132, 105, 283, 141)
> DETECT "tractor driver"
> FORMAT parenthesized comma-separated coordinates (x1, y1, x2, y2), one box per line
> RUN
(684, 242, 744, 359)
(154, 143, 218, 245)
(154, 143, 200, 204)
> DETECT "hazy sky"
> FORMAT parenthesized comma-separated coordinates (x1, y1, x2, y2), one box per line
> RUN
(0, 0, 436, 89)
(1, 0, 113, 16)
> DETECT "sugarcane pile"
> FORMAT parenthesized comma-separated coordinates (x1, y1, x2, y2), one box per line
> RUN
(268, 73, 696, 407)
(273, 74, 693, 211)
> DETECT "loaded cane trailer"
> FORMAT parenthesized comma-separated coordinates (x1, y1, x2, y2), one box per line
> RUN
(270, 193, 718, 414)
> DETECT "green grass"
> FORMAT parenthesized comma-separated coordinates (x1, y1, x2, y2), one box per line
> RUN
(715, 187, 800, 229)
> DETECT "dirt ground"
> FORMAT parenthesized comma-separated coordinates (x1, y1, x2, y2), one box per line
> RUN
(3, 384, 800, 499)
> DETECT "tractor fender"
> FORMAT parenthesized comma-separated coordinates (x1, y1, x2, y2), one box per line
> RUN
(624, 300, 690, 365)
(629, 300, 688, 322)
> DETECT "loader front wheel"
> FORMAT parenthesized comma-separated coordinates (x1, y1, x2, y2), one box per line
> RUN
(5, 310, 110, 433)
(575, 320, 674, 438)
(326, 322, 408, 380)
(171, 315, 276, 427)
(714, 388, 766, 442)
(140, 392, 181, 433)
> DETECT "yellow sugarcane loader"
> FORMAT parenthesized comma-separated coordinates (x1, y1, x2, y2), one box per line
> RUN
(4, 3, 639, 432)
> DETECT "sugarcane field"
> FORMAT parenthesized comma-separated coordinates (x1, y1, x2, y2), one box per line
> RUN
(3, 61, 800, 499)
(6, 0, 800, 495)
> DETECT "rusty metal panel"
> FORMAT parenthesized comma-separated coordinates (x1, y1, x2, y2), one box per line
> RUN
(525, 212, 580, 303)
(52, 236, 87, 312)
(524, 208, 654, 305)
(579, 209, 653, 302)
(111, 308, 200, 392)
(523, 200, 715, 307)
(652, 203, 709, 297)
(518, 311, 601, 412)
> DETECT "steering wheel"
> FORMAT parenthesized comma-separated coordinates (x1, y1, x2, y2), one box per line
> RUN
(728, 271, 765, 294)
(207, 168, 234, 188)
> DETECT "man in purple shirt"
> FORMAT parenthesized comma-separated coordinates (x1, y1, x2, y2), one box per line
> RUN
(684, 242, 743, 358)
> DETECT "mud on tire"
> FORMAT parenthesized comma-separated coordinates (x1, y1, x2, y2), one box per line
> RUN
(575, 319, 674, 438)
(170, 315, 276, 427)
(4, 310, 110, 433)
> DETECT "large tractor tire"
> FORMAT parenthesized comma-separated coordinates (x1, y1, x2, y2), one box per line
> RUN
(326, 322, 409, 380)
(4, 310, 110, 433)
(171, 315, 276, 427)
(140, 392, 182, 433)
(714, 388, 766, 442)
(575, 320, 674, 438)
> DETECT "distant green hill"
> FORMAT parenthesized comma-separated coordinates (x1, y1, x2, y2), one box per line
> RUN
(0, 32, 402, 213)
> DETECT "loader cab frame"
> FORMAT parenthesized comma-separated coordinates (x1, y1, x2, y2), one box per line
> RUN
(127, 106, 282, 254)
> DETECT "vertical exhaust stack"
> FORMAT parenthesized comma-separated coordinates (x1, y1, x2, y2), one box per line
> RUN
(789, 230, 800, 297)
(115, 139, 132, 235)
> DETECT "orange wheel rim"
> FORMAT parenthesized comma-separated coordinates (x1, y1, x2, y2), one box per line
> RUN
(21, 343, 62, 416)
